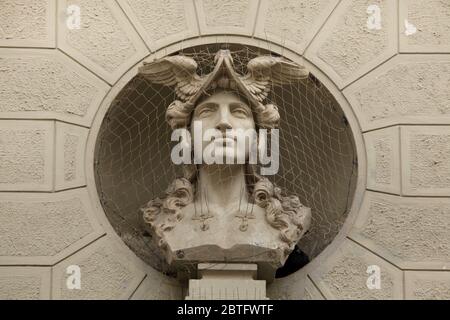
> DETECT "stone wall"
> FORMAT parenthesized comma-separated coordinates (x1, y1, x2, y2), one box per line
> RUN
(0, 0, 449, 299)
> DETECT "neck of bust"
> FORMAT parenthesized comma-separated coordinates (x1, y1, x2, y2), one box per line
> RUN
(197, 164, 248, 209)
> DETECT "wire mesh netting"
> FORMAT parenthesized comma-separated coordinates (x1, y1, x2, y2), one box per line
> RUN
(94, 44, 358, 276)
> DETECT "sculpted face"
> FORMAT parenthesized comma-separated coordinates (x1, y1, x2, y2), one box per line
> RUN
(190, 90, 256, 164)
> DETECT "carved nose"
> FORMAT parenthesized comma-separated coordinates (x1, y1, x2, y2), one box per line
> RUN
(214, 103, 234, 133)
(216, 119, 232, 133)
(216, 110, 233, 133)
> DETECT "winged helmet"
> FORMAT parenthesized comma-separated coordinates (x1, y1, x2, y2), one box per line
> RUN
(138, 49, 309, 109)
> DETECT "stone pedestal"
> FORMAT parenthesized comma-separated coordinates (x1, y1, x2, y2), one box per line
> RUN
(185, 264, 268, 300)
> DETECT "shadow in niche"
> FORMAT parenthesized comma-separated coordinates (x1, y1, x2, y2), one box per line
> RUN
(275, 246, 310, 278)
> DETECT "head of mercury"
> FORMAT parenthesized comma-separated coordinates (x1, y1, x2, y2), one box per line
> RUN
(140, 50, 311, 268)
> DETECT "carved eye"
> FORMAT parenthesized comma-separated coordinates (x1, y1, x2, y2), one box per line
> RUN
(198, 108, 212, 116)
(231, 104, 250, 118)
(196, 105, 215, 117)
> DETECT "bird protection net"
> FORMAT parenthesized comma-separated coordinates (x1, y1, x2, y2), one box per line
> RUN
(94, 44, 358, 276)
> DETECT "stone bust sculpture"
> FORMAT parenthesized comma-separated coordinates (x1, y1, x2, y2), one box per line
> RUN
(139, 50, 311, 276)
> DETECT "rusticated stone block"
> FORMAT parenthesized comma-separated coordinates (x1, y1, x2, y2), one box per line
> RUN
(402, 126, 450, 196)
(0, 120, 54, 192)
(53, 237, 145, 300)
(266, 273, 308, 300)
(0, 189, 104, 265)
(405, 271, 450, 300)
(400, 0, 450, 53)
(350, 192, 450, 270)
(0, 267, 51, 300)
(345, 55, 450, 131)
(364, 126, 400, 195)
(306, 0, 397, 89)
(195, 0, 259, 36)
(118, 0, 198, 51)
(131, 275, 182, 300)
(310, 239, 403, 300)
(255, 0, 339, 54)
(266, 271, 323, 300)
(303, 278, 325, 300)
(58, 0, 149, 84)
(0, 49, 109, 126)
(55, 122, 89, 191)
(0, 0, 56, 48)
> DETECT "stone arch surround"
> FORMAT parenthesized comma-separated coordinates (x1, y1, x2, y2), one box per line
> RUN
(0, 0, 449, 300)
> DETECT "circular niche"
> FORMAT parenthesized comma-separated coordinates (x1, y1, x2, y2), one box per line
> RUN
(94, 44, 358, 276)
